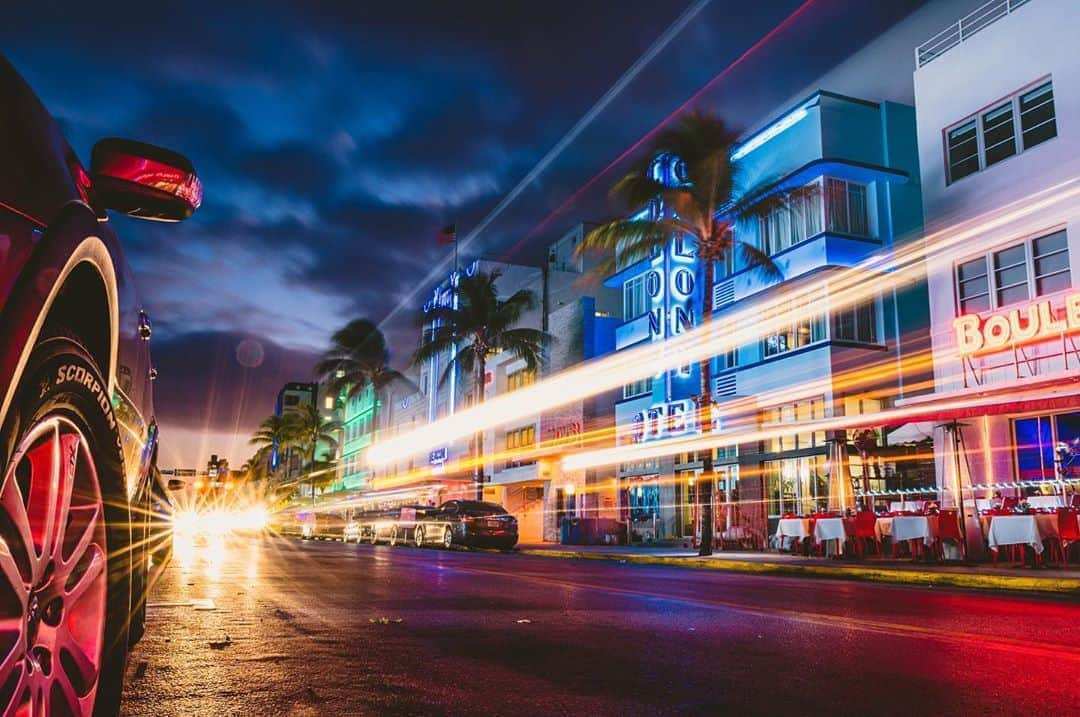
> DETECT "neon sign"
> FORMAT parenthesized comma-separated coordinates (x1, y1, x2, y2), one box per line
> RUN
(630, 399, 697, 443)
(953, 293, 1080, 356)
(645, 236, 697, 342)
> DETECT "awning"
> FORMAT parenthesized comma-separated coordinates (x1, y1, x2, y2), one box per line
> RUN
(885, 422, 936, 445)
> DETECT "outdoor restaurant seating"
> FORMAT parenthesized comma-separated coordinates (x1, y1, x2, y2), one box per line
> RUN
(772, 495, 1080, 567)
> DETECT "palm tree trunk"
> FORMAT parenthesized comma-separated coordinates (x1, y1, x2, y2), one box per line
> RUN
(311, 437, 317, 507)
(474, 359, 485, 501)
(698, 258, 715, 557)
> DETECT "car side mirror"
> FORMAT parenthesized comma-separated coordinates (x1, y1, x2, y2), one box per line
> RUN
(167, 479, 186, 491)
(90, 138, 202, 221)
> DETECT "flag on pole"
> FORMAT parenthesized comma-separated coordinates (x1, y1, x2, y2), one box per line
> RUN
(435, 223, 457, 245)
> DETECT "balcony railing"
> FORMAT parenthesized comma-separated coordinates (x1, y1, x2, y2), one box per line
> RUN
(915, 0, 1030, 68)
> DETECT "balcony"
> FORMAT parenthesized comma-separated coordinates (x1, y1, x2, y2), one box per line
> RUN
(916, 0, 1031, 68)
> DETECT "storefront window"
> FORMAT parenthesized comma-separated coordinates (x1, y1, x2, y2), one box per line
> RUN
(763, 455, 827, 517)
(1013, 412, 1080, 481)
(627, 480, 660, 521)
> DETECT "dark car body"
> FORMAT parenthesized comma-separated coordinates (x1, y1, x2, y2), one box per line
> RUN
(0, 55, 191, 708)
(0, 55, 159, 505)
(437, 500, 519, 549)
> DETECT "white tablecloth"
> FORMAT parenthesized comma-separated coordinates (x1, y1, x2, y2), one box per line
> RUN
(891, 515, 938, 546)
(986, 515, 1059, 555)
(1027, 495, 1066, 509)
(776, 518, 810, 539)
(889, 501, 926, 513)
(875, 517, 892, 542)
(813, 517, 847, 542)
(814, 517, 847, 556)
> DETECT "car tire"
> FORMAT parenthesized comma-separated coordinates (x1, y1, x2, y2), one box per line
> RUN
(369, 530, 378, 545)
(414, 526, 425, 548)
(0, 334, 133, 716)
(442, 527, 453, 550)
(388, 528, 398, 547)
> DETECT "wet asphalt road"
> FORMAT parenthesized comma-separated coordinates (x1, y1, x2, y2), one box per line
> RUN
(121, 534, 1080, 716)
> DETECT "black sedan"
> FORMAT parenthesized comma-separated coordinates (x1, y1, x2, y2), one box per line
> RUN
(435, 500, 518, 550)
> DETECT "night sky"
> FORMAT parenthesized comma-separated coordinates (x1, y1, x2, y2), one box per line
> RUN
(2, 1, 923, 467)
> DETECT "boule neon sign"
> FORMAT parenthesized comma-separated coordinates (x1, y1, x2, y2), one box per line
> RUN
(953, 293, 1080, 356)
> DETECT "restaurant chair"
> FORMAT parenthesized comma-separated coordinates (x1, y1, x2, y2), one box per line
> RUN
(853, 511, 880, 558)
(1001, 496, 1019, 511)
(934, 509, 965, 561)
(1051, 508, 1080, 566)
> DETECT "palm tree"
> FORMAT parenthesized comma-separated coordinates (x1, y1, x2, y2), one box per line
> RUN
(249, 414, 295, 479)
(413, 270, 550, 499)
(240, 450, 271, 482)
(287, 402, 342, 502)
(315, 319, 405, 401)
(579, 111, 805, 555)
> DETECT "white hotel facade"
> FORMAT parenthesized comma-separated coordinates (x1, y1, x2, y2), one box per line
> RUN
(899, 0, 1080, 546)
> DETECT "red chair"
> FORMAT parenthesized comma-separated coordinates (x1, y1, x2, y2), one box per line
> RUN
(934, 509, 966, 561)
(1051, 508, 1080, 566)
(1001, 496, 1019, 511)
(853, 511, 880, 558)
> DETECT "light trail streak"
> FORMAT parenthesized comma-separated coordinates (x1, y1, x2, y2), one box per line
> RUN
(562, 380, 1079, 470)
(369, 176, 1080, 468)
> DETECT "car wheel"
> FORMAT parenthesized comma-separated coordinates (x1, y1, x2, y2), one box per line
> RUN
(388, 528, 398, 547)
(369, 530, 378, 545)
(414, 526, 425, 548)
(0, 335, 132, 716)
(442, 527, 453, 550)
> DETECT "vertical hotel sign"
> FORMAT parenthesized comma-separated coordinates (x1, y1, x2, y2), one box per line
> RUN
(644, 236, 697, 342)
(953, 293, 1080, 356)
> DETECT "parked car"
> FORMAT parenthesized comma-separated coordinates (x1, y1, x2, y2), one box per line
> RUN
(434, 500, 519, 550)
(0, 55, 201, 715)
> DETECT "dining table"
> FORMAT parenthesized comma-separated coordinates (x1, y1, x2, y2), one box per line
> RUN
(984, 513, 1059, 555)
(775, 517, 810, 551)
(813, 517, 848, 556)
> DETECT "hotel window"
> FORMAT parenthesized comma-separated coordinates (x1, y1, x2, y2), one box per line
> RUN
(505, 425, 536, 468)
(762, 397, 826, 453)
(623, 376, 653, 399)
(506, 425, 535, 451)
(623, 275, 647, 320)
(507, 367, 536, 392)
(956, 257, 991, 313)
(955, 230, 1070, 312)
(759, 180, 824, 255)
(763, 300, 826, 358)
(945, 81, 1057, 184)
(832, 299, 879, 344)
(1019, 83, 1057, 150)
(824, 178, 868, 237)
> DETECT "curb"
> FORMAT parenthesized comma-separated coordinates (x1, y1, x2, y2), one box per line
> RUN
(516, 549, 1080, 596)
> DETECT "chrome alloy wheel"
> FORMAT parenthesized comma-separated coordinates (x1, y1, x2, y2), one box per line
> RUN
(414, 527, 424, 548)
(442, 528, 452, 550)
(0, 417, 107, 716)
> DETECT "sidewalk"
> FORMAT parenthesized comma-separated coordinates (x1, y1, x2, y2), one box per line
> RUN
(514, 543, 1080, 596)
